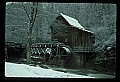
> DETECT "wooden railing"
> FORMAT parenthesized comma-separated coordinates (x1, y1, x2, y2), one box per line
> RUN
(32, 43, 65, 48)
(73, 46, 94, 52)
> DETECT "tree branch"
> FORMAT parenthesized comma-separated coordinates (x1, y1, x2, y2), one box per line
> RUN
(30, 2, 38, 28)
(6, 2, 14, 11)
(22, 2, 31, 21)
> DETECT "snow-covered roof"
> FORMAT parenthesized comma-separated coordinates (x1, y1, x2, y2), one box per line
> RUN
(60, 13, 84, 29)
(60, 13, 94, 33)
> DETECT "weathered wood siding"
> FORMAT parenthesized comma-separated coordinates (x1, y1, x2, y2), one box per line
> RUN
(50, 15, 94, 53)
(50, 15, 95, 67)
(70, 26, 94, 52)
(50, 16, 71, 46)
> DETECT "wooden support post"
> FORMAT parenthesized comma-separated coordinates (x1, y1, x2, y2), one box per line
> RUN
(5, 46, 8, 61)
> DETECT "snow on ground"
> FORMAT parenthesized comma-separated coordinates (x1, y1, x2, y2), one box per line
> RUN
(5, 62, 95, 78)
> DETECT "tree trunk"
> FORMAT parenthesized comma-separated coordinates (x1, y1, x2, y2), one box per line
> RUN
(26, 2, 38, 64)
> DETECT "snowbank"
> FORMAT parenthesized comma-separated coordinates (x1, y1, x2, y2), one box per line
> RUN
(5, 62, 95, 78)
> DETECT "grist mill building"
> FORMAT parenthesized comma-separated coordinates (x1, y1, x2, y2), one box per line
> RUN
(50, 13, 95, 67)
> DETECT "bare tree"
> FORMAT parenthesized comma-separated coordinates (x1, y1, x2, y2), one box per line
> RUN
(22, 2, 38, 64)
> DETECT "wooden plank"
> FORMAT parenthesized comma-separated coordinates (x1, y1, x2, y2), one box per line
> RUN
(73, 46, 93, 52)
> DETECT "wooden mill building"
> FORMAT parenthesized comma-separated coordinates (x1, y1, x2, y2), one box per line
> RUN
(50, 13, 95, 67)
